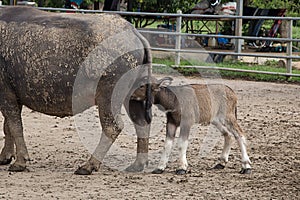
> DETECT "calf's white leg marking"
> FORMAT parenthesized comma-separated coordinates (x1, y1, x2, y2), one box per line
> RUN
(157, 123, 177, 171)
(177, 138, 189, 171)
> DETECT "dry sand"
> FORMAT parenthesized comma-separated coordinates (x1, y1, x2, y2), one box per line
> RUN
(0, 76, 299, 199)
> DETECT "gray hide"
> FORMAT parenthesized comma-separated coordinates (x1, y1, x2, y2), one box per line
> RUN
(0, 7, 152, 174)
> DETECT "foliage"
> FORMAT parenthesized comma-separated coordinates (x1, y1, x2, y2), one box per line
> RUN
(134, 0, 300, 16)
(249, 0, 300, 16)
(135, 0, 198, 13)
(2, 0, 9, 5)
(0, 0, 98, 7)
(2, 0, 299, 17)
(42, 0, 65, 8)
(136, 0, 234, 13)
(131, 0, 299, 16)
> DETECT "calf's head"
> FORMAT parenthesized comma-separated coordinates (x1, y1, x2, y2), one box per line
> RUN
(131, 76, 173, 101)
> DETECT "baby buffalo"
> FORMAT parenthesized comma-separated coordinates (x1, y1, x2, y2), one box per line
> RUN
(131, 77, 252, 174)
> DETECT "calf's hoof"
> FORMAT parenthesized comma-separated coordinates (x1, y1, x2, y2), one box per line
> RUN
(213, 163, 225, 170)
(125, 163, 144, 172)
(175, 169, 187, 175)
(74, 167, 92, 175)
(8, 164, 26, 172)
(152, 168, 164, 174)
(0, 157, 13, 165)
(240, 168, 252, 174)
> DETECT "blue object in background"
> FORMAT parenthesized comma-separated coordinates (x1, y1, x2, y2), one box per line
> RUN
(157, 24, 176, 31)
(217, 33, 229, 45)
(71, 0, 83, 6)
(203, 37, 208, 46)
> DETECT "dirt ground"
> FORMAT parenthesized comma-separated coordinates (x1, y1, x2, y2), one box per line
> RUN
(0, 76, 299, 200)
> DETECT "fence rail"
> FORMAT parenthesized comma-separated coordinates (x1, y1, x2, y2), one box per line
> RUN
(2, 6, 300, 77)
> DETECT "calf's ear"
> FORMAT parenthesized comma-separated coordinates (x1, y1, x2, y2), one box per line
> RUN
(157, 77, 173, 88)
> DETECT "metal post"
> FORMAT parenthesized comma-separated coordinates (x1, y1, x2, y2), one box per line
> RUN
(234, 0, 243, 60)
(286, 19, 293, 74)
(175, 10, 182, 66)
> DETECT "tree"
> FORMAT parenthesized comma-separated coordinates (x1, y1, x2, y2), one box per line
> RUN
(245, 0, 300, 16)
(130, 0, 199, 14)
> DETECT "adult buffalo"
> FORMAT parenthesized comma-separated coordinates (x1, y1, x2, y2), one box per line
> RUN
(0, 7, 152, 175)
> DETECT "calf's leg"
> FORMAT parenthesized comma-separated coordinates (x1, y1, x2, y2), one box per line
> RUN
(228, 116, 251, 174)
(176, 125, 190, 175)
(214, 132, 233, 169)
(212, 117, 251, 174)
(237, 136, 252, 174)
(152, 122, 177, 174)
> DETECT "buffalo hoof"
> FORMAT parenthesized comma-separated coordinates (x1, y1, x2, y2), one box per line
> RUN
(152, 168, 164, 174)
(0, 157, 13, 165)
(8, 164, 26, 172)
(125, 164, 144, 172)
(213, 163, 225, 170)
(175, 169, 187, 175)
(74, 167, 92, 175)
(240, 168, 252, 174)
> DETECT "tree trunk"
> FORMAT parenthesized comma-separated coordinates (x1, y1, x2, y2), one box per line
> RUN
(127, 0, 133, 11)
(243, 0, 251, 7)
(94, 1, 100, 10)
(38, 0, 44, 7)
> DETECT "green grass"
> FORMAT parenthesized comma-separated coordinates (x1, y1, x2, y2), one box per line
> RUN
(292, 26, 300, 43)
(152, 57, 300, 83)
(218, 61, 300, 82)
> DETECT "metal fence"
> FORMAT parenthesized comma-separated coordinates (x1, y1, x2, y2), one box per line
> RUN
(134, 10, 300, 78)
(5, 6, 300, 77)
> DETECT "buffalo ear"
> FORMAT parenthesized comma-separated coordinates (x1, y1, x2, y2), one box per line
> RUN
(157, 77, 173, 88)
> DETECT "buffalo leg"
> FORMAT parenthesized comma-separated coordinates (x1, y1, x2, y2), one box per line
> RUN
(125, 124, 150, 172)
(75, 121, 121, 174)
(125, 100, 150, 172)
(0, 119, 15, 165)
(75, 84, 125, 175)
(0, 85, 29, 172)
(3, 109, 29, 172)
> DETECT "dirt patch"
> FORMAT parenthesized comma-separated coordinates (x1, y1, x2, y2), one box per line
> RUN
(0, 77, 299, 199)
